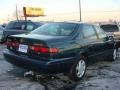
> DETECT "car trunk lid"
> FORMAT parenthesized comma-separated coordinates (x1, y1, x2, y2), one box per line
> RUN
(6, 34, 60, 60)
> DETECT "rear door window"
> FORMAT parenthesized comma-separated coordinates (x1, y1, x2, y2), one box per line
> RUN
(82, 24, 97, 40)
(94, 26, 106, 38)
(26, 22, 35, 31)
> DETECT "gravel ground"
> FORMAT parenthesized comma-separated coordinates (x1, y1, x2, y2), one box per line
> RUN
(0, 45, 120, 90)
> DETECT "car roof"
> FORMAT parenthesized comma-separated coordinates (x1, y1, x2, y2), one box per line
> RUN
(47, 21, 91, 25)
(9, 20, 92, 25)
(64, 21, 87, 24)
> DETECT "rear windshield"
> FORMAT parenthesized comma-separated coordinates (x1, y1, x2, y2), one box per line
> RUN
(100, 25, 119, 32)
(5, 21, 26, 30)
(35, 22, 44, 27)
(31, 23, 77, 36)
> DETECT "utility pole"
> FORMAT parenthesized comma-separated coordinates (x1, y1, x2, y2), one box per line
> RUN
(16, 4, 19, 20)
(79, 0, 81, 21)
(23, 7, 27, 21)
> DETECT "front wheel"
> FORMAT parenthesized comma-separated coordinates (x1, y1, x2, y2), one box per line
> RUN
(68, 56, 87, 81)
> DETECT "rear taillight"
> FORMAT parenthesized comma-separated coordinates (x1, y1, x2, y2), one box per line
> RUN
(49, 48, 59, 53)
(30, 45, 59, 54)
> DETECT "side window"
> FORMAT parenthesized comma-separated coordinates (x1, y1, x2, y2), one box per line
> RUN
(21, 24, 26, 30)
(77, 25, 84, 39)
(82, 24, 97, 40)
(26, 23, 35, 31)
(5, 22, 26, 30)
(94, 26, 106, 38)
(14, 22, 26, 30)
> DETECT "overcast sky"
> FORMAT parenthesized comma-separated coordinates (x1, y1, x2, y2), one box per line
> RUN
(0, 0, 120, 22)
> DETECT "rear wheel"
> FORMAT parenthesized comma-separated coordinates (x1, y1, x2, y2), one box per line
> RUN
(68, 56, 86, 81)
(6, 35, 9, 42)
(111, 48, 118, 61)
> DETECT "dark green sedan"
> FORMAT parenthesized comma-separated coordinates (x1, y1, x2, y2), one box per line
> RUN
(3, 22, 117, 81)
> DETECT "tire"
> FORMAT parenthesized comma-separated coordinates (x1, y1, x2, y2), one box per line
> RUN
(68, 55, 87, 81)
(112, 48, 118, 61)
(6, 35, 9, 42)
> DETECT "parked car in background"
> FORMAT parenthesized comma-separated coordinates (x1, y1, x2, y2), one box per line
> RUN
(4, 22, 117, 81)
(100, 24, 120, 41)
(0, 25, 4, 42)
(100, 23, 120, 48)
(2, 23, 7, 28)
(2, 20, 44, 42)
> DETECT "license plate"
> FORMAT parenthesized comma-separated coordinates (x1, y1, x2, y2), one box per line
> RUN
(18, 44, 28, 53)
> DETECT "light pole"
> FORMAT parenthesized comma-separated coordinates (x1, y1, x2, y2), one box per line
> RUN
(16, 4, 19, 20)
(79, 0, 81, 21)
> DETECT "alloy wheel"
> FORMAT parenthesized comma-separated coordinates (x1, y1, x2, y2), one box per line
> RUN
(76, 59, 86, 78)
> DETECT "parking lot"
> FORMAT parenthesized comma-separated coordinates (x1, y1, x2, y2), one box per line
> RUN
(0, 45, 120, 90)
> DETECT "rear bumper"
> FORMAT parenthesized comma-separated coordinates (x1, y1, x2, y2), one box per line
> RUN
(3, 49, 75, 74)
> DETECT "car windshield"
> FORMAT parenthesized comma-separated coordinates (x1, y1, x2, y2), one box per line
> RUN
(100, 25, 119, 32)
(31, 23, 77, 36)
